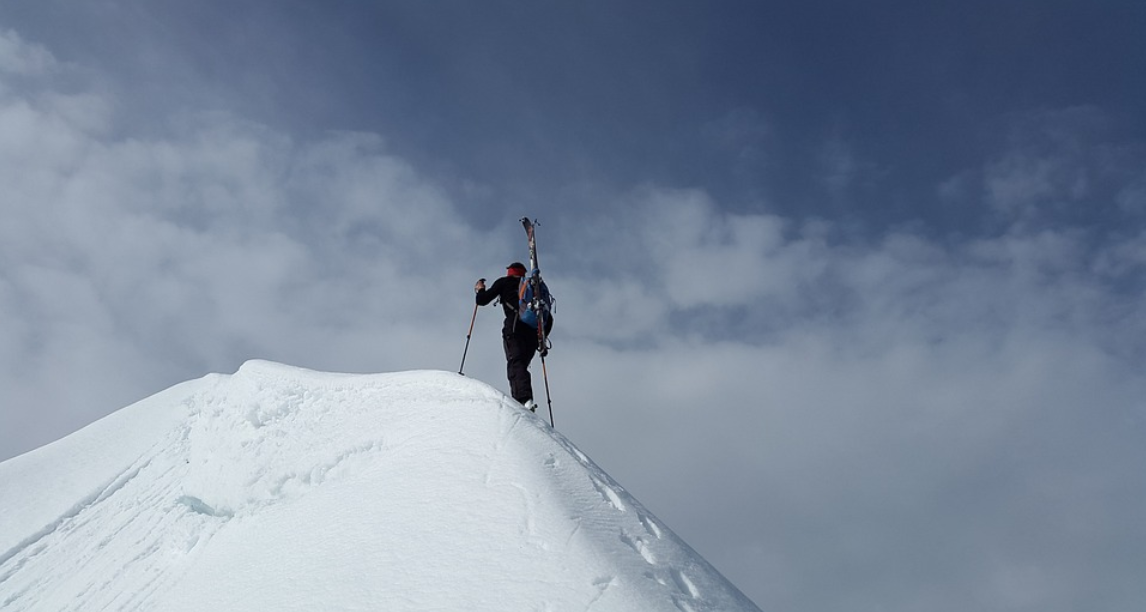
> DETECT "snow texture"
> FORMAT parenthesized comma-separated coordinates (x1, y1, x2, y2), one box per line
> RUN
(0, 361, 761, 611)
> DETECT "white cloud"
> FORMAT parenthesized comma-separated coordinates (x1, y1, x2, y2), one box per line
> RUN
(982, 106, 1143, 231)
(0, 29, 57, 76)
(986, 151, 1087, 218)
(561, 187, 823, 315)
(544, 166, 1146, 610)
(0, 58, 499, 459)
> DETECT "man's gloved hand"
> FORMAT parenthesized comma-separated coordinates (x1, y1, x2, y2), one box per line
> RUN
(474, 278, 486, 293)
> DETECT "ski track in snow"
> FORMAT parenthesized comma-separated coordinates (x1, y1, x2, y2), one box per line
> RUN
(539, 427, 719, 611)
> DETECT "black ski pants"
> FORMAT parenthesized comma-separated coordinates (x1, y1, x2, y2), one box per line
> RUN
(503, 326, 539, 405)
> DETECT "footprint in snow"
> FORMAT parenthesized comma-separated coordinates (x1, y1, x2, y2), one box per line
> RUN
(639, 513, 663, 539)
(620, 531, 657, 565)
(589, 476, 627, 512)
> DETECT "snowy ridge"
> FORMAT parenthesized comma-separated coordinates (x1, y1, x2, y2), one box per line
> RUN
(0, 361, 761, 611)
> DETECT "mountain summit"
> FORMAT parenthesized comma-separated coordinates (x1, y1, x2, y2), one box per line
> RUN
(0, 361, 761, 611)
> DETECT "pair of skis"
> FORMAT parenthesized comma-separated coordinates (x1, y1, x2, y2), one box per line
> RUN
(520, 218, 554, 426)
(521, 218, 551, 357)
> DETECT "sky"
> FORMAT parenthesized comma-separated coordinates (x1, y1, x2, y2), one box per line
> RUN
(1, 1, 1145, 610)
(0, 362, 761, 611)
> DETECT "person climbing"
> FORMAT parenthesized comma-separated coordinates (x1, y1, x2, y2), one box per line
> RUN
(475, 262, 539, 411)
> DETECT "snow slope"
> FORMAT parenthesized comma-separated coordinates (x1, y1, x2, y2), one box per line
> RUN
(0, 361, 761, 611)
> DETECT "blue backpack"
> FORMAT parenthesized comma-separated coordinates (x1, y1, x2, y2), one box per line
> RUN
(517, 270, 554, 330)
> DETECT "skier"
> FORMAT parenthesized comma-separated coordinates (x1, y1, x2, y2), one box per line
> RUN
(475, 263, 540, 411)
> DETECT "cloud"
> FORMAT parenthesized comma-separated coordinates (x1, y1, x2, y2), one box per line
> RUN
(0, 38, 499, 458)
(560, 232, 1146, 611)
(3, 25, 1146, 612)
(548, 142, 1146, 611)
(981, 107, 1146, 231)
(0, 29, 56, 76)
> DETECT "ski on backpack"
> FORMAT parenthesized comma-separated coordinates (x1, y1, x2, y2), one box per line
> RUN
(522, 217, 539, 272)
(520, 217, 556, 427)
(519, 218, 554, 356)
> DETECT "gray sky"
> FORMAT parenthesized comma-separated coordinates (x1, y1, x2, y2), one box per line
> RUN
(2, 2, 1145, 610)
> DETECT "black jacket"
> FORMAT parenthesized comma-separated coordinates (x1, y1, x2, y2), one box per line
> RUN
(476, 275, 525, 336)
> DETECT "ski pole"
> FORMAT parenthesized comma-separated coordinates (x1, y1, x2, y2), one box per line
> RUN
(540, 351, 554, 427)
(536, 313, 554, 426)
(458, 280, 484, 375)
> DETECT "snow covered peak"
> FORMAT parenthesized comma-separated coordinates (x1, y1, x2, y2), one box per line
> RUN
(0, 361, 761, 611)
